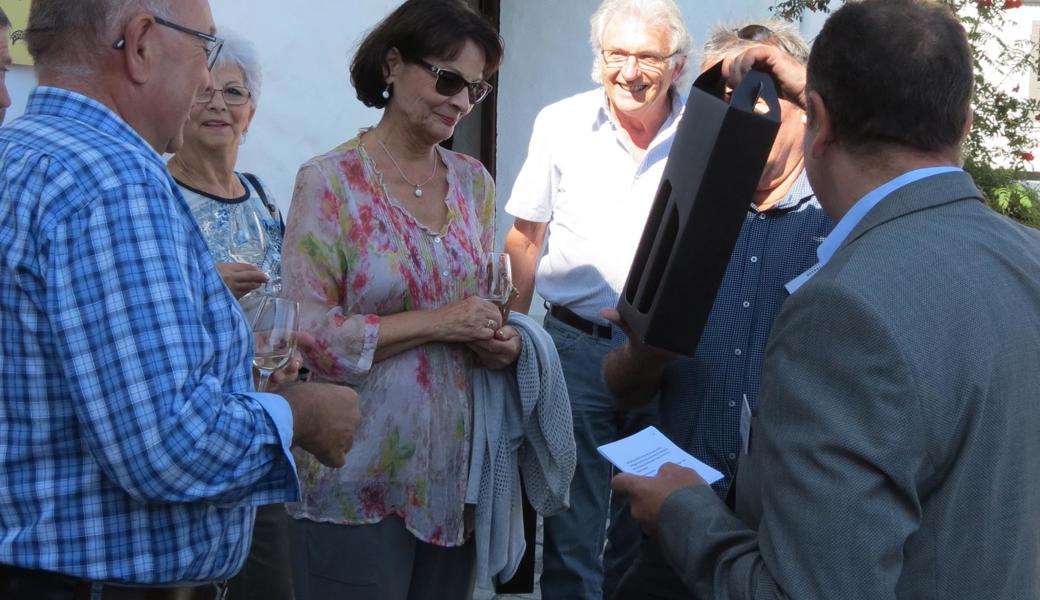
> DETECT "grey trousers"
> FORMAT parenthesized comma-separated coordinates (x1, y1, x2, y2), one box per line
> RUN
(288, 515, 475, 600)
(227, 504, 294, 600)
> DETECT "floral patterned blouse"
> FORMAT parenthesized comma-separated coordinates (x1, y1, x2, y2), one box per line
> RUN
(281, 134, 496, 546)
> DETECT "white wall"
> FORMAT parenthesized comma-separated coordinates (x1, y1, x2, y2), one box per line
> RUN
(4, 0, 402, 213)
(4, 0, 788, 215)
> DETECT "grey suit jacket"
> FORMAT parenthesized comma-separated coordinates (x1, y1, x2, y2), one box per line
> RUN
(658, 171, 1040, 599)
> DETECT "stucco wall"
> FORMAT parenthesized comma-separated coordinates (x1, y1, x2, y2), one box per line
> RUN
(4, 0, 791, 216)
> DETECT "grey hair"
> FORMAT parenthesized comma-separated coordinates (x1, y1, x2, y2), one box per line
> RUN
(212, 30, 263, 107)
(701, 19, 809, 68)
(588, 0, 694, 91)
(26, 0, 172, 72)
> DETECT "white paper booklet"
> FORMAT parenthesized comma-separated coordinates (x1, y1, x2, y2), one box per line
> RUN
(597, 426, 724, 483)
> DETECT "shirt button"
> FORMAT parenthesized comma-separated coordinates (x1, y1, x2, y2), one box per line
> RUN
(442, 270, 449, 277)
(758, 213, 767, 220)
(750, 256, 759, 263)
(734, 348, 742, 356)
(742, 301, 750, 308)
(434, 236, 442, 244)
(728, 400, 736, 408)
(728, 453, 737, 460)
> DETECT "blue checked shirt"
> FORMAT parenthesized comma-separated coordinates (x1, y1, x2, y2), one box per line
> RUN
(0, 88, 299, 583)
(658, 173, 832, 498)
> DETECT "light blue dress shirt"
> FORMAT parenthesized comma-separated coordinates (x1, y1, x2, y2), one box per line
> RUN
(785, 166, 963, 294)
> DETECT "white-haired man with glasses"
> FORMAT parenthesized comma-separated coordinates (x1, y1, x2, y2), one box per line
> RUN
(603, 19, 832, 599)
(0, 1, 359, 598)
(504, 0, 690, 597)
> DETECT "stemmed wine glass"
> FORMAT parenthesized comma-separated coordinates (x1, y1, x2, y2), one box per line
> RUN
(248, 296, 299, 392)
(228, 205, 279, 293)
(228, 204, 268, 266)
(480, 253, 513, 316)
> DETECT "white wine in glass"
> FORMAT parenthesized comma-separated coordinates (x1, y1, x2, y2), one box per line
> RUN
(249, 296, 299, 392)
(228, 205, 268, 267)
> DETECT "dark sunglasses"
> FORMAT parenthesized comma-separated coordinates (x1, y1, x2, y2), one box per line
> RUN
(735, 24, 775, 43)
(415, 59, 493, 105)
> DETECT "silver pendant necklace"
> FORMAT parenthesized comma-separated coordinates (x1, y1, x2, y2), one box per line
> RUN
(378, 139, 438, 198)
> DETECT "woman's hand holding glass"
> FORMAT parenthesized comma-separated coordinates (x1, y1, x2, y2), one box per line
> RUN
(227, 204, 280, 294)
(430, 296, 503, 343)
(465, 252, 522, 368)
(217, 262, 268, 299)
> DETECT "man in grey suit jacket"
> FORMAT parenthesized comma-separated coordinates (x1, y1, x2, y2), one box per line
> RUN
(611, 1, 1040, 598)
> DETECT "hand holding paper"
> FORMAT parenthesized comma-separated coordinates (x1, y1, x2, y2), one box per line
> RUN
(605, 427, 725, 535)
(598, 426, 724, 483)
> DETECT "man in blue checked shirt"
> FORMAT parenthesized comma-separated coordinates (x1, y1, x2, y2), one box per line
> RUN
(0, 1, 359, 598)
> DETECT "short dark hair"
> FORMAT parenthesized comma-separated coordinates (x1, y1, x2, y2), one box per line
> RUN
(0, 7, 10, 30)
(807, 0, 973, 154)
(351, 0, 504, 109)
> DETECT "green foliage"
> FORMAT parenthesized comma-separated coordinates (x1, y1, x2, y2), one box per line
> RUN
(771, 0, 1040, 228)
(965, 157, 1040, 227)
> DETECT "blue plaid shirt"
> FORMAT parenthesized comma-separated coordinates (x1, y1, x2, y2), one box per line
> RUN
(0, 88, 299, 583)
(659, 173, 832, 498)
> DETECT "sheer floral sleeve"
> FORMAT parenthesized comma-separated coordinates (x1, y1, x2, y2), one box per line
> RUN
(281, 161, 380, 384)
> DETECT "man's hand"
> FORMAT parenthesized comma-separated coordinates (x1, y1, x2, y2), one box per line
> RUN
(280, 382, 360, 468)
(263, 333, 315, 392)
(722, 44, 807, 109)
(217, 263, 268, 299)
(600, 308, 678, 406)
(612, 463, 707, 535)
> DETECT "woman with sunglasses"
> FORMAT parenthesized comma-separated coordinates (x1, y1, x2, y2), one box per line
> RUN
(279, 1, 514, 598)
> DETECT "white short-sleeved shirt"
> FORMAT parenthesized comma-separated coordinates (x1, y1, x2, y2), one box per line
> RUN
(505, 88, 685, 325)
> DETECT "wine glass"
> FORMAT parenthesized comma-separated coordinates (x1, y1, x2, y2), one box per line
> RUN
(228, 204, 268, 269)
(480, 253, 513, 307)
(249, 296, 299, 392)
(229, 204, 280, 294)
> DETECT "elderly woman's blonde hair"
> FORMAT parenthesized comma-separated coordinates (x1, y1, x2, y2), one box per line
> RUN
(588, 0, 694, 91)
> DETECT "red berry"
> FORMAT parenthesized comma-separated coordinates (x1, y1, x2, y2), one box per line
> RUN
(977, 0, 993, 7)
(1022, 152, 1035, 161)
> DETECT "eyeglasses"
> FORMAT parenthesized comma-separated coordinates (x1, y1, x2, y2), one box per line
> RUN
(735, 24, 775, 43)
(601, 49, 678, 72)
(196, 85, 251, 105)
(113, 16, 224, 70)
(414, 59, 493, 105)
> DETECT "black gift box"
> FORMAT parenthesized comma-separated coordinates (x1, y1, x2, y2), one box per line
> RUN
(617, 62, 781, 355)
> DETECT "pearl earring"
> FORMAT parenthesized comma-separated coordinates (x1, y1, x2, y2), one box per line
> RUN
(382, 86, 391, 100)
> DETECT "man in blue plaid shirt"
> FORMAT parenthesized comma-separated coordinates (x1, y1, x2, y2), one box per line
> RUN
(0, 1, 359, 598)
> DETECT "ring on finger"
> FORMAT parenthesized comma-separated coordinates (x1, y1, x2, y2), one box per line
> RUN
(486, 318, 497, 330)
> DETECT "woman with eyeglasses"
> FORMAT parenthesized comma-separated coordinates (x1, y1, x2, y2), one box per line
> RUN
(167, 32, 282, 301)
(166, 32, 299, 600)
(279, 1, 514, 598)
